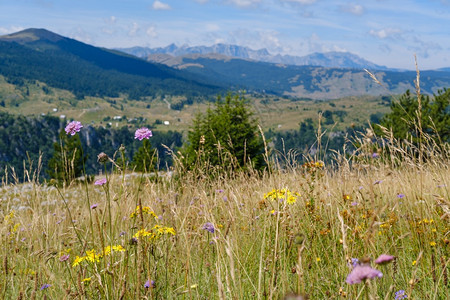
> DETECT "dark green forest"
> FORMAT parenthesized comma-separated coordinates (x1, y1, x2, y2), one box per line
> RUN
(0, 112, 182, 182)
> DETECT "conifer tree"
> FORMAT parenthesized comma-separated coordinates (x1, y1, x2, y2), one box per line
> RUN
(47, 128, 87, 184)
(183, 93, 265, 172)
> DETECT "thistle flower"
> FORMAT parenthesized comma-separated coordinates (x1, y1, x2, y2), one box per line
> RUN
(65, 121, 83, 136)
(346, 265, 383, 284)
(134, 127, 152, 141)
(97, 152, 109, 163)
(375, 254, 395, 265)
(202, 222, 215, 233)
(94, 178, 107, 186)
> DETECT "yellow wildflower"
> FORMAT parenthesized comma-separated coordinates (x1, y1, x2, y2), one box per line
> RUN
(130, 206, 158, 219)
(4, 211, 15, 224)
(112, 245, 125, 252)
(72, 256, 85, 267)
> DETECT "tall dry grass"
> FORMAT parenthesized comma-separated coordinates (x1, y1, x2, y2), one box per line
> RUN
(0, 127, 448, 299)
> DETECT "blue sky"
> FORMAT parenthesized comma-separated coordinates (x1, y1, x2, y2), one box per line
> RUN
(0, 0, 449, 69)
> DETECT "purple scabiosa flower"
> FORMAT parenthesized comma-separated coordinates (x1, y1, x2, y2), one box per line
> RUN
(351, 202, 358, 206)
(346, 265, 383, 284)
(374, 180, 383, 185)
(94, 178, 107, 186)
(90, 204, 98, 210)
(397, 193, 405, 199)
(59, 254, 70, 262)
(119, 231, 126, 237)
(375, 254, 395, 265)
(202, 222, 215, 233)
(372, 152, 379, 158)
(65, 121, 83, 136)
(216, 189, 224, 193)
(395, 290, 408, 299)
(134, 127, 152, 141)
(40, 284, 51, 290)
(144, 279, 155, 288)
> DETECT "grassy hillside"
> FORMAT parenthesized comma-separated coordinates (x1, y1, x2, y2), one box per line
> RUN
(0, 75, 391, 133)
(145, 54, 450, 99)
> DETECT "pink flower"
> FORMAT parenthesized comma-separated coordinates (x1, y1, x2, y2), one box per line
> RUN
(94, 178, 107, 186)
(59, 254, 70, 262)
(65, 121, 83, 136)
(134, 127, 152, 141)
(375, 254, 395, 265)
(346, 265, 383, 284)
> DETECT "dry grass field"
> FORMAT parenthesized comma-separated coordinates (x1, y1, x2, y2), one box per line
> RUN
(0, 123, 448, 299)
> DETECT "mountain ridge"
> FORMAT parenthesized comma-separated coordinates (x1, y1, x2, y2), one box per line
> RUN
(0, 28, 222, 100)
(117, 43, 390, 70)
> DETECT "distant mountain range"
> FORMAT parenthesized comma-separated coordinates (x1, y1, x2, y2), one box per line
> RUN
(1, 28, 450, 101)
(117, 44, 390, 70)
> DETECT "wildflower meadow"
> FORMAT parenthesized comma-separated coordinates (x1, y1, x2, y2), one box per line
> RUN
(1, 113, 449, 299)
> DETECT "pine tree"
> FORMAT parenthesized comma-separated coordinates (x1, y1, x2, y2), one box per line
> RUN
(131, 139, 157, 172)
(183, 93, 265, 172)
(378, 89, 449, 144)
(47, 128, 87, 184)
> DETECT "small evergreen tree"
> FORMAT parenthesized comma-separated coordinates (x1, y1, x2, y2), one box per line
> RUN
(131, 139, 157, 172)
(47, 128, 87, 184)
(183, 93, 265, 172)
(377, 89, 449, 144)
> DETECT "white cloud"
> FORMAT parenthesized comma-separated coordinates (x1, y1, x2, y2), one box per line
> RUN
(369, 28, 403, 39)
(281, 0, 317, 5)
(152, 1, 171, 10)
(339, 4, 364, 15)
(128, 22, 140, 36)
(146, 26, 157, 38)
(206, 23, 220, 31)
(226, 0, 262, 8)
(0, 26, 25, 35)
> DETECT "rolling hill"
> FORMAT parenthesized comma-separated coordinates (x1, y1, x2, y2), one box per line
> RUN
(0, 28, 223, 100)
(141, 53, 450, 99)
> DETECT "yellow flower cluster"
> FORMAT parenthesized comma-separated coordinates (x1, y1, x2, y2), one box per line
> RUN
(133, 225, 176, 240)
(417, 218, 434, 225)
(3, 210, 15, 225)
(130, 206, 158, 219)
(263, 188, 300, 204)
(302, 161, 324, 169)
(72, 245, 125, 267)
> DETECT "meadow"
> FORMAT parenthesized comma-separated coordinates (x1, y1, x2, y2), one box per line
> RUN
(0, 119, 448, 299)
